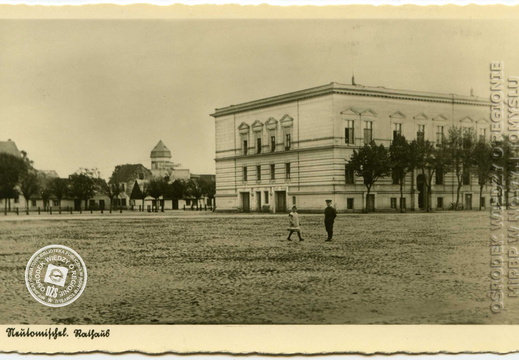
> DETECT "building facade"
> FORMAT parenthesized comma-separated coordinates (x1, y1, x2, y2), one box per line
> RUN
(211, 82, 491, 212)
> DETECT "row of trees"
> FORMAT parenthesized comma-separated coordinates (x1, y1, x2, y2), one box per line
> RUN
(0, 152, 216, 213)
(347, 126, 494, 213)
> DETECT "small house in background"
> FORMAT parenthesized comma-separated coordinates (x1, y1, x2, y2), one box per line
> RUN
(109, 163, 152, 210)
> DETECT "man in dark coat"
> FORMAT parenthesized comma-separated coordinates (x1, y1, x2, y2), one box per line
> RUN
(324, 199, 337, 242)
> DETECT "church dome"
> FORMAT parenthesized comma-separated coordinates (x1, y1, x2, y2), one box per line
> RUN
(150, 140, 172, 158)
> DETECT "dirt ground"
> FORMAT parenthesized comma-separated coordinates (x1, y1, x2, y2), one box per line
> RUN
(0, 211, 513, 324)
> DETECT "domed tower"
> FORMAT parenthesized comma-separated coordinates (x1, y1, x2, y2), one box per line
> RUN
(150, 140, 172, 171)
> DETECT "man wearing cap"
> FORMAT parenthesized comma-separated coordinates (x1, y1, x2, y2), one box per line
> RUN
(324, 199, 337, 242)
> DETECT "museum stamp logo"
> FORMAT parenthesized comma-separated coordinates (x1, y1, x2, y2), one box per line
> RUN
(25, 245, 87, 307)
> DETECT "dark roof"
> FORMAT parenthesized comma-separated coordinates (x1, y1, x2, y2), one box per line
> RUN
(130, 181, 144, 199)
(150, 140, 171, 159)
(0, 140, 21, 157)
(111, 164, 152, 183)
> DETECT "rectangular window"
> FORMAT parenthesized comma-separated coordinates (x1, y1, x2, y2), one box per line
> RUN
(31, 199, 37, 207)
(436, 126, 444, 146)
(481, 197, 486, 208)
(14, 196, 19, 204)
(393, 123, 402, 140)
(347, 198, 354, 209)
(121, 198, 127, 206)
(479, 128, 487, 142)
(435, 168, 444, 185)
(243, 167, 248, 182)
(391, 169, 399, 185)
(292, 196, 296, 205)
(256, 165, 261, 181)
(417, 124, 425, 142)
(270, 164, 275, 180)
(363, 121, 373, 144)
(186, 199, 191, 206)
(256, 137, 262, 154)
(345, 120, 354, 144)
(285, 163, 291, 179)
(270, 135, 276, 152)
(345, 166, 355, 184)
(53, 199, 59, 206)
(89, 199, 96, 207)
(437, 197, 444, 208)
(390, 198, 397, 209)
(264, 191, 269, 204)
(285, 133, 291, 151)
(242, 139, 248, 155)
(463, 168, 470, 185)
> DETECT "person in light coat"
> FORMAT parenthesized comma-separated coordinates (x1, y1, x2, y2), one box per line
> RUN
(287, 206, 304, 241)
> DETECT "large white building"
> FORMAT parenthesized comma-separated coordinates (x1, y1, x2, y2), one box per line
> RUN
(211, 82, 490, 212)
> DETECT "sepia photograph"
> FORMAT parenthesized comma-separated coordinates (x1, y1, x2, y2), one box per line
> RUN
(1, 2, 519, 354)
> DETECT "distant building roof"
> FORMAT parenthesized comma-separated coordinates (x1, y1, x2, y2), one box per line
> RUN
(150, 140, 171, 159)
(0, 139, 21, 157)
(191, 174, 216, 182)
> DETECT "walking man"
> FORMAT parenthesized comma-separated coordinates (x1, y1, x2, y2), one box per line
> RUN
(324, 199, 337, 242)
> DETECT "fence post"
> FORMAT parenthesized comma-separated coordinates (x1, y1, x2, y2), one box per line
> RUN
(50, 207, 52, 215)
(38, 207, 40, 215)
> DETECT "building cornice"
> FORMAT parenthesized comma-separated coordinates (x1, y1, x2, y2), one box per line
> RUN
(210, 82, 490, 118)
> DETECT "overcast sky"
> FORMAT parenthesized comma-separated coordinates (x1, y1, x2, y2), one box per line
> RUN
(1, 18, 518, 179)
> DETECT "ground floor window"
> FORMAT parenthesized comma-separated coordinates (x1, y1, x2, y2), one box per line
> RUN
(437, 197, 444, 208)
(31, 199, 37, 207)
(390, 198, 397, 209)
(186, 199, 191, 206)
(89, 200, 96, 207)
(53, 200, 59, 206)
(14, 196, 19, 204)
(347, 198, 354, 209)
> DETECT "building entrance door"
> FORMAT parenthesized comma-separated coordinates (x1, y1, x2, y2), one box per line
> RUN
(172, 199, 179, 210)
(256, 192, 261, 212)
(74, 199, 81, 211)
(241, 192, 250, 212)
(367, 194, 375, 212)
(465, 193, 473, 210)
(417, 174, 425, 209)
(275, 191, 286, 213)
